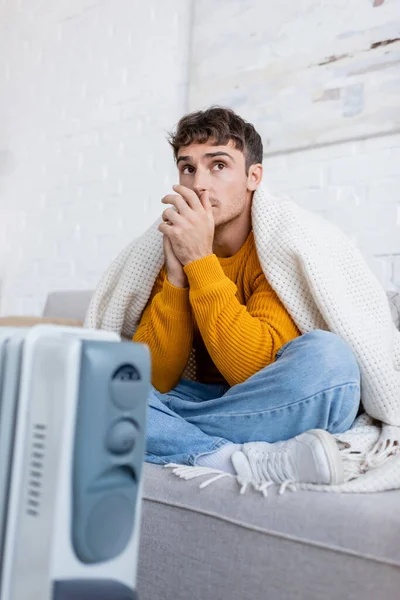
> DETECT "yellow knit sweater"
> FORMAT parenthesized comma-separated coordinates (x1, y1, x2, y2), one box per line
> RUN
(133, 230, 300, 393)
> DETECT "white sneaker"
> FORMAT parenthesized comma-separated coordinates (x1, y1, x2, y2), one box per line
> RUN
(231, 429, 344, 495)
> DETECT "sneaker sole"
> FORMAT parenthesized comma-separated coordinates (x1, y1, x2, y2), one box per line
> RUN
(309, 429, 344, 485)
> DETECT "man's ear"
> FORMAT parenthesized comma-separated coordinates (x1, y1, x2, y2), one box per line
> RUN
(247, 164, 263, 191)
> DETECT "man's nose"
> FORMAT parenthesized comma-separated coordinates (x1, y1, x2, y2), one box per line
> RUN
(192, 170, 210, 196)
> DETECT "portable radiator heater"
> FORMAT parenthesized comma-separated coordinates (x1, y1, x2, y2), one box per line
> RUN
(0, 324, 151, 600)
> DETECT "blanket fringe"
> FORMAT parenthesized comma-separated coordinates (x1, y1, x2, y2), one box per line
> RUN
(164, 464, 233, 489)
(365, 428, 400, 469)
(164, 463, 296, 496)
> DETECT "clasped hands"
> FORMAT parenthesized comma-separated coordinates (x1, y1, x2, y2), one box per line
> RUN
(158, 185, 215, 268)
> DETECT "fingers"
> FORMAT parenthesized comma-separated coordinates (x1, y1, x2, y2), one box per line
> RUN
(158, 221, 171, 236)
(162, 232, 169, 250)
(172, 184, 203, 211)
(199, 189, 213, 214)
(159, 219, 182, 236)
(162, 185, 211, 214)
(161, 193, 192, 216)
(162, 232, 173, 255)
(161, 206, 182, 226)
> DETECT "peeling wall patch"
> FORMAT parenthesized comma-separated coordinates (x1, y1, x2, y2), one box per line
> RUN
(370, 38, 400, 49)
(342, 83, 364, 118)
(315, 88, 341, 102)
(318, 53, 350, 66)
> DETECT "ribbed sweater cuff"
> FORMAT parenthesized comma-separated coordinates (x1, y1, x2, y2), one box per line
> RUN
(183, 254, 226, 290)
(162, 278, 191, 312)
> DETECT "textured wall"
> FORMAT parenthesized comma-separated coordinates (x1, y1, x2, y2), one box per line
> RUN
(190, 0, 400, 152)
(189, 0, 400, 290)
(0, 0, 191, 314)
(1, 0, 399, 314)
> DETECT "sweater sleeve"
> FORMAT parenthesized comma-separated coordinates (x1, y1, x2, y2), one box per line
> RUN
(132, 267, 194, 393)
(183, 254, 300, 387)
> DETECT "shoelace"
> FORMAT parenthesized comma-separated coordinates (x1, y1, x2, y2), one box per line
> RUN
(165, 448, 299, 497)
(247, 448, 297, 496)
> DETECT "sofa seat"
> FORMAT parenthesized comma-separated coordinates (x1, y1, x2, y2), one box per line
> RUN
(137, 463, 400, 600)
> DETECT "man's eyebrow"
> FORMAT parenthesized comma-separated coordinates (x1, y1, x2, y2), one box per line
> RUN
(176, 155, 192, 165)
(205, 151, 235, 162)
(176, 151, 235, 165)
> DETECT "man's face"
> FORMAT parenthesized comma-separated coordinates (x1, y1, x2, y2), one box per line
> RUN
(176, 140, 251, 228)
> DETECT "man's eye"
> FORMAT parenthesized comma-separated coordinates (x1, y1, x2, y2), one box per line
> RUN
(182, 165, 195, 174)
(213, 162, 226, 171)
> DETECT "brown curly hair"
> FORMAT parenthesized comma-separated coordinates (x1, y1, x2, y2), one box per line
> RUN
(168, 106, 263, 174)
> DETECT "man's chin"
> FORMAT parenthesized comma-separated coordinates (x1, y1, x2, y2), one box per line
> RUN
(214, 212, 244, 230)
(214, 216, 231, 229)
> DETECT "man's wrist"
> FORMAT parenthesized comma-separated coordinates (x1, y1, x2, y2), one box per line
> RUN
(181, 251, 214, 267)
(166, 274, 189, 289)
(183, 254, 226, 290)
(162, 278, 191, 312)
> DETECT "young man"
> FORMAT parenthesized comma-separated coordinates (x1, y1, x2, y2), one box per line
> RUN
(133, 107, 361, 488)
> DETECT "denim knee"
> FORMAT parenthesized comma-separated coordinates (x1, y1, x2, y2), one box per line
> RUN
(302, 330, 360, 384)
(302, 330, 361, 431)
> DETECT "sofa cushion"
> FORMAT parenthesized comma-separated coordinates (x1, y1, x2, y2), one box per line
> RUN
(43, 290, 93, 322)
(137, 463, 400, 600)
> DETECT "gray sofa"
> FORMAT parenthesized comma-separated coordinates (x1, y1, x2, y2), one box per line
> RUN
(43, 290, 400, 600)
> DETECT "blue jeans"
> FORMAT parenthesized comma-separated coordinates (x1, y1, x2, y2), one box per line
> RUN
(145, 330, 361, 466)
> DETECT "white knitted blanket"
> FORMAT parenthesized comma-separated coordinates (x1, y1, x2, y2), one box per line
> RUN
(85, 186, 400, 493)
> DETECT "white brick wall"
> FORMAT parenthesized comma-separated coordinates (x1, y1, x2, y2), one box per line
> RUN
(189, 0, 400, 292)
(0, 0, 191, 315)
(1, 0, 399, 315)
